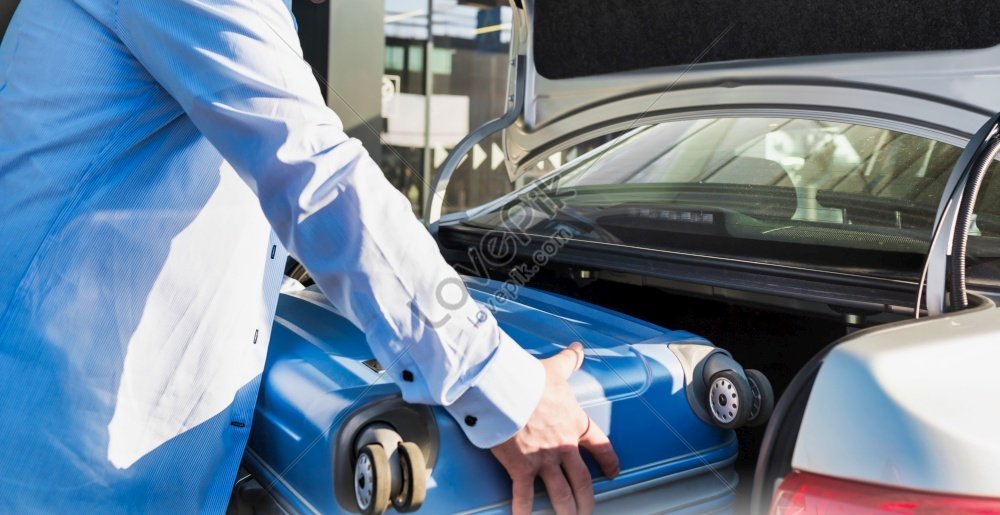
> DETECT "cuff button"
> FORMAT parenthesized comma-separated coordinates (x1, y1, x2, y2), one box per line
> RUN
(464, 415, 477, 427)
(402, 370, 414, 382)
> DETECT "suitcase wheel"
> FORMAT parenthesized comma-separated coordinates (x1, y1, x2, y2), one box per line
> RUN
(745, 369, 775, 427)
(355, 444, 391, 515)
(391, 441, 427, 512)
(707, 369, 751, 429)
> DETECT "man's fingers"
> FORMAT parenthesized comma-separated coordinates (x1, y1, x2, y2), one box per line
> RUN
(511, 475, 535, 515)
(562, 450, 596, 515)
(579, 418, 620, 479)
(540, 465, 577, 515)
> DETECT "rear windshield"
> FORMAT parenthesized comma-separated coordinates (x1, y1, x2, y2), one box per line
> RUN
(465, 117, 1000, 284)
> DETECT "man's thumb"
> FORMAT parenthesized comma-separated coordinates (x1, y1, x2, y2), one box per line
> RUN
(548, 342, 585, 378)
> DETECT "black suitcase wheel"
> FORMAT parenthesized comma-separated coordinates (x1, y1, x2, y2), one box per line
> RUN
(392, 441, 427, 512)
(355, 444, 391, 515)
(745, 369, 775, 427)
(707, 370, 752, 429)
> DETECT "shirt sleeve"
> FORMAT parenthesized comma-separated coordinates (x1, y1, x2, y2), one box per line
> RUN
(113, 0, 544, 449)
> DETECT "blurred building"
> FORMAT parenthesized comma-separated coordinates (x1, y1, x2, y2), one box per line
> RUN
(293, 0, 532, 218)
(382, 0, 521, 216)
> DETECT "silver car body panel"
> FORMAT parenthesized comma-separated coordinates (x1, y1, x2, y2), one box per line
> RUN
(792, 299, 1000, 498)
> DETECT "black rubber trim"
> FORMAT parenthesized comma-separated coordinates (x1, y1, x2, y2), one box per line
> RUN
(438, 224, 921, 313)
(950, 127, 1000, 310)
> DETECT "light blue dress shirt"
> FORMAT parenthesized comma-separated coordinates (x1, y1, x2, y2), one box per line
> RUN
(0, 0, 544, 511)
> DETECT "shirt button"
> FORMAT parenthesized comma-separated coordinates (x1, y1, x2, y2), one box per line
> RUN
(402, 370, 414, 382)
(464, 415, 477, 427)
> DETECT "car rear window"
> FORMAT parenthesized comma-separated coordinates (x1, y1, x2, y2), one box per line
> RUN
(466, 117, 1000, 285)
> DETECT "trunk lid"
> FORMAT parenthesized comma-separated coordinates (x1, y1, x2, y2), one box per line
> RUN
(500, 0, 1000, 181)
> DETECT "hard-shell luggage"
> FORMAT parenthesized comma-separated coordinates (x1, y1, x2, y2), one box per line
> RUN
(241, 278, 771, 513)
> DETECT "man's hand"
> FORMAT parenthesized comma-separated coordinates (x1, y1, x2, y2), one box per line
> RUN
(491, 343, 620, 515)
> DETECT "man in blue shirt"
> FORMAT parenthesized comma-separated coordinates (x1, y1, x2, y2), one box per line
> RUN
(0, 0, 617, 513)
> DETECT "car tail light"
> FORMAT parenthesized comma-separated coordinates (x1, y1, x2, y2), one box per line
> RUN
(770, 470, 1000, 514)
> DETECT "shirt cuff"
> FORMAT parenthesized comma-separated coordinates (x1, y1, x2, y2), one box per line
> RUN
(444, 333, 546, 449)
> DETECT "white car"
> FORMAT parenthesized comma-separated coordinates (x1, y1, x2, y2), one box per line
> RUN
(424, 1, 1000, 512)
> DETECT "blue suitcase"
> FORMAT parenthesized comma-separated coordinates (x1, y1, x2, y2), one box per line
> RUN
(242, 278, 770, 514)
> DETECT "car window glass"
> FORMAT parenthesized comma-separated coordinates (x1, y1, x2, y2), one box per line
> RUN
(467, 117, 1000, 285)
